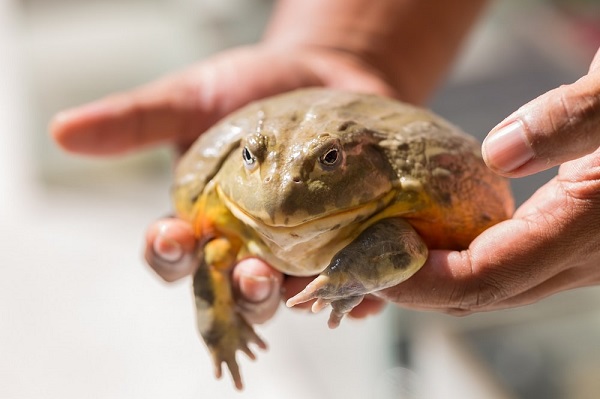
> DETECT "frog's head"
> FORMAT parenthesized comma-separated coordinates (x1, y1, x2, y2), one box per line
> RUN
(218, 119, 396, 227)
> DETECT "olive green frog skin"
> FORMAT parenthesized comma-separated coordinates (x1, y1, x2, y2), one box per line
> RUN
(172, 88, 514, 389)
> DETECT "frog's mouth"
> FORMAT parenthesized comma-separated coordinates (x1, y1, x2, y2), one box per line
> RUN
(217, 185, 395, 240)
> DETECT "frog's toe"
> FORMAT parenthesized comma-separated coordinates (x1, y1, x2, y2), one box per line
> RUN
(311, 297, 332, 313)
(286, 275, 332, 308)
(328, 311, 344, 329)
(240, 321, 268, 354)
(211, 351, 242, 390)
(286, 273, 363, 308)
(206, 316, 267, 390)
(287, 276, 366, 328)
(209, 344, 258, 390)
(327, 295, 365, 329)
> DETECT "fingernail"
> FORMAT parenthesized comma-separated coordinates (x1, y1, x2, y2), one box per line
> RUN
(153, 234, 183, 263)
(239, 274, 273, 303)
(483, 120, 534, 173)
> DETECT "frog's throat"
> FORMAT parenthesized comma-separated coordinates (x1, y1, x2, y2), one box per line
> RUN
(216, 185, 396, 232)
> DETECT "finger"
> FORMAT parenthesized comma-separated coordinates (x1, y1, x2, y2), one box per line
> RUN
(50, 73, 206, 155)
(144, 218, 198, 282)
(435, 260, 600, 316)
(482, 59, 600, 177)
(49, 47, 322, 156)
(232, 258, 284, 325)
(468, 265, 600, 312)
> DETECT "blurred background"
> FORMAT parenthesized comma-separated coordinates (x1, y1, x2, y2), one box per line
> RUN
(1, 0, 599, 398)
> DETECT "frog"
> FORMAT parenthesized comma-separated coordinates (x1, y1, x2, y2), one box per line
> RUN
(171, 88, 514, 389)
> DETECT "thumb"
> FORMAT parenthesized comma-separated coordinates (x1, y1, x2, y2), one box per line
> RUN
(482, 48, 600, 177)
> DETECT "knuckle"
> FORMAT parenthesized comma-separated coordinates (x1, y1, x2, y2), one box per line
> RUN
(527, 83, 600, 164)
(446, 251, 509, 311)
(556, 89, 575, 127)
(457, 280, 504, 311)
(558, 151, 600, 205)
(555, 84, 600, 137)
(542, 86, 581, 137)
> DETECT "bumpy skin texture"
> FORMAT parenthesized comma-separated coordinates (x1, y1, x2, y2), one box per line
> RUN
(172, 88, 513, 389)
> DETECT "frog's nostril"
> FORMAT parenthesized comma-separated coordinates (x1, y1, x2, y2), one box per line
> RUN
(292, 176, 301, 183)
(264, 176, 272, 183)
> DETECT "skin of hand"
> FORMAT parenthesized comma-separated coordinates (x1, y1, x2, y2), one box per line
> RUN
(50, 0, 490, 322)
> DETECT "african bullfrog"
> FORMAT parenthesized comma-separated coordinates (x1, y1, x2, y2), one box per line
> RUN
(172, 88, 514, 389)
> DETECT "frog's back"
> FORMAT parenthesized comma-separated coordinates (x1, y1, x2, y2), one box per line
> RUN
(174, 88, 513, 248)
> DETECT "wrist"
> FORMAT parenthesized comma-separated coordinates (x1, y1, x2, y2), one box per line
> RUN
(263, 0, 488, 104)
(262, 0, 402, 91)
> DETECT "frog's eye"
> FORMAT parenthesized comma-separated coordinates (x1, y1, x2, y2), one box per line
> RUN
(242, 146, 257, 169)
(319, 146, 343, 169)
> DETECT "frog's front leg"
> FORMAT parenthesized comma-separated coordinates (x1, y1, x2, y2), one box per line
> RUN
(287, 218, 428, 328)
(194, 237, 266, 390)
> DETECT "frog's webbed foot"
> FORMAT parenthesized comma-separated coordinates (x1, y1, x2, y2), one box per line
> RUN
(194, 237, 267, 390)
(204, 311, 267, 390)
(287, 218, 428, 328)
(286, 275, 366, 328)
(314, 292, 366, 329)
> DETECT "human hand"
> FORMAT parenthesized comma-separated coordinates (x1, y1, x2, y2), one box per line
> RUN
(376, 48, 600, 314)
(50, 44, 394, 324)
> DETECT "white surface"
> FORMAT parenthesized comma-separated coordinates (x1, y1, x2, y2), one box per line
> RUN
(412, 322, 512, 399)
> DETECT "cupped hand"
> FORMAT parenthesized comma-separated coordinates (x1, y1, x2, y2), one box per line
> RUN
(50, 44, 394, 324)
(378, 48, 600, 314)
